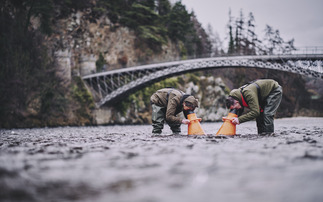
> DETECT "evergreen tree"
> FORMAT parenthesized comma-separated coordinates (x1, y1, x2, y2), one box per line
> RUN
(157, 0, 171, 16)
(206, 24, 223, 56)
(121, 2, 159, 28)
(225, 9, 295, 56)
(190, 13, 212, 57)
(54, 0, 93, 19)
(245, 12, 257, 55)
(0, 0, 67, 127)
(234, 9, 245, 55)
(120, 1, 167, 51)
(140, 0, 156, 10)
(283, 39, 296, 54)
(167, 1, 193, 41)
(227, 9, 235, 55)
(263, 25, 284, 54)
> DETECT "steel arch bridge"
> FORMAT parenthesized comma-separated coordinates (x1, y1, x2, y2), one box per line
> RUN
(82, 54, 323, 107)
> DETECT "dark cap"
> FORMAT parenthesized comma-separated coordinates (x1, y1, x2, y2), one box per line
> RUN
(184, 96, 199, 108)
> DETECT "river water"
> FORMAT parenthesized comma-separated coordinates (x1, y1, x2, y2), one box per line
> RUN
(1, 117, 323, 202)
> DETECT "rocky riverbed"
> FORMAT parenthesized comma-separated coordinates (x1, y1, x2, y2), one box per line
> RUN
(1, 117, 323, 202)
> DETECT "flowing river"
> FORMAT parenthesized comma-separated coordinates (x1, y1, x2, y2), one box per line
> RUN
(1, 117, 323, 202)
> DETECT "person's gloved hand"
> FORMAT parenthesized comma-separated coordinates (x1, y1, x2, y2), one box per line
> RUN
(181, 119, 190, 124)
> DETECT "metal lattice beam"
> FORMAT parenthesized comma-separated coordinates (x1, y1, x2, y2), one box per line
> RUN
(82, 55, 323, 107)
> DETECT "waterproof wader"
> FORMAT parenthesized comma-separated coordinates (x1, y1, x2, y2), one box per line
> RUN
(256, 86, 283, 134)
(151, 104, 181, 134)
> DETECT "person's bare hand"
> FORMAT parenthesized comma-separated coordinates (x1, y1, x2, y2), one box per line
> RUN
(181, 119, 190, 124)
(231, 117, 240, 125)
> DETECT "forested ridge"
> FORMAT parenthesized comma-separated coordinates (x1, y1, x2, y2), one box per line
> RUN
(0, 0, 322, 128)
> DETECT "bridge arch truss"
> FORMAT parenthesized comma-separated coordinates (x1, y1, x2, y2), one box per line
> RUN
(82, 55, 323, 107)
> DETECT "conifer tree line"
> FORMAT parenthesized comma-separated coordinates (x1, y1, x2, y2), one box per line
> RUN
(93, 0, 210, 57)
(224, 9, 296, 56)
(1, 0, 296, 61)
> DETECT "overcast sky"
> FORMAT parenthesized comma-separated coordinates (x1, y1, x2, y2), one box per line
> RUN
(178, 0, 323, 48)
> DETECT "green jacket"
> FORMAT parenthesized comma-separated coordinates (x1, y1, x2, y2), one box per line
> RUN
(150, 88, 185, 124)
(229, 79, 280, 123)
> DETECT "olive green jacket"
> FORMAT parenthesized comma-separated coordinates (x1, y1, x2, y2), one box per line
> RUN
(150, 88, 184, 124)
(229, 79, 280, 123)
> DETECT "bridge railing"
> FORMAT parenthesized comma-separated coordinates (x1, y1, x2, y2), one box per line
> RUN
(290, 46, 323, 55)
(217, 46, 323, 57)
(95, 46, 323, 74)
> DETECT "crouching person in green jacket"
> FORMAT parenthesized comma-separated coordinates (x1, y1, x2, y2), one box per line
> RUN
(150, 88, 199, 135)
(225, 79, 283, 135)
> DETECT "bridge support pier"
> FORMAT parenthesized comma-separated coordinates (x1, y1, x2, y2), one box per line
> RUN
(80, 55, 97, 76)
(55, 49, 71, 86)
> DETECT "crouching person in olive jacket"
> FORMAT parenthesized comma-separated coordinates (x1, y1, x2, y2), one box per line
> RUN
(150, 88, 199, 135)
(225, 79, 283, 135)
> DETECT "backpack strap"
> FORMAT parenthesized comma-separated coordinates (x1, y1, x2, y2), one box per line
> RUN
(165, 88, 192, 116)
(166, 88, 185, 103)
(240, 81, 264, 112)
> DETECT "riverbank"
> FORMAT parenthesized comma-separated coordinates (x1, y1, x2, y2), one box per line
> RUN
(1, 117, 323, 202)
